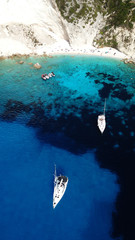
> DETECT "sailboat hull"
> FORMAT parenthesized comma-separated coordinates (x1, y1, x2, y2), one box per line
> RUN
(97, 114, 106, 133)
(53, 176, 68, 208)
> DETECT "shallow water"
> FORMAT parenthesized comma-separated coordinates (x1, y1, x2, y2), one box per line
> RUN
(0, 55, 135, 240)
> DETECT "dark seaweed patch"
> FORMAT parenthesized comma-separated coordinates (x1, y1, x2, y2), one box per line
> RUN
(1, 99, 32, 121)
(95, 80, 100, 84)
(112, 88, 133, 101)
(98, 82, 113, 98)
(48, 93, 53, 96)
(98, 72, 109, 78)
(86, 72, 91, 77)
(113, 83, 125, 90)
(108, 76, 119, 81)
(98, 72, 121, 82)
(76, 96, 83, 100)
(86, 72, 94, 78)
(46, 104, 52, 110)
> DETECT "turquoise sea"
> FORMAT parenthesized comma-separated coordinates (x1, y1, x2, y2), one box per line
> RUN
(0, 55, 135, 240)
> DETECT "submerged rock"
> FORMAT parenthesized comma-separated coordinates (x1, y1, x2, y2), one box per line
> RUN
(34, 63, 42, 69)
(122, 58, 135, 65)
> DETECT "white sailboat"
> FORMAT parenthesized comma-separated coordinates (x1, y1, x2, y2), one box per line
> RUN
(53, 165, 68, 209)
(97, 99, 106, 133)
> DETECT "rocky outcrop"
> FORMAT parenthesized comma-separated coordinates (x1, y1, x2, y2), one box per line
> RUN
(34, 63, 42, 69)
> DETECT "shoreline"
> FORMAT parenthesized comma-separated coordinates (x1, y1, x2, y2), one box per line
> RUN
(0, 46, 134, 62)
(44, 47, 128, 60)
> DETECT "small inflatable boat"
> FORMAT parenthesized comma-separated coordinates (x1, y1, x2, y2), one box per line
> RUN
(41, 72, 55, 80)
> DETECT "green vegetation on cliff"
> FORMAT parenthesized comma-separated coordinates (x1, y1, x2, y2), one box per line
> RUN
(56, 0, 135, 27)
(107, 0, 135, 29)
(56, 0, 135, 48)
(96, 0, 135, 48)
(56, 0, 102, 23)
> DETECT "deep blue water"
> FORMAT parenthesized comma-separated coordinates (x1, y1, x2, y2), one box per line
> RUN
(0, 55, 135, 240)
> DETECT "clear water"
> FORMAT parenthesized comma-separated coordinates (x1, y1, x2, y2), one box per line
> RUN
(0, 55, 135, 240)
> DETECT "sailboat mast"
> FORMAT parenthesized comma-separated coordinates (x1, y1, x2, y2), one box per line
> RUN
(103, 99, 106, 115)
(54, 164, 56, 178)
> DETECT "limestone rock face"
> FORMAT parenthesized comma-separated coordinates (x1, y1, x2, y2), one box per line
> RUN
(0, 0, 134, 58)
